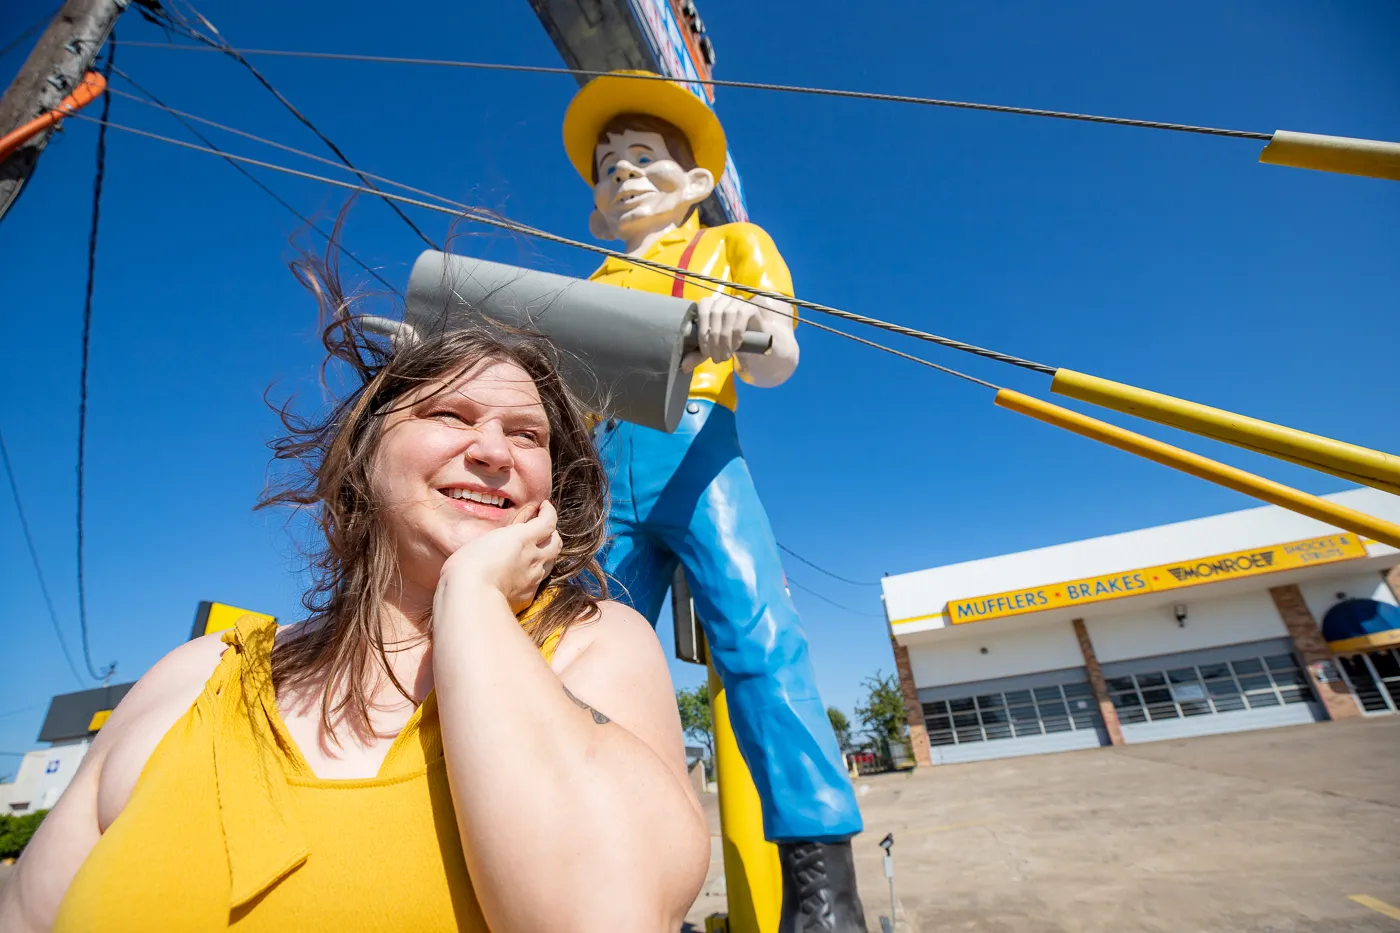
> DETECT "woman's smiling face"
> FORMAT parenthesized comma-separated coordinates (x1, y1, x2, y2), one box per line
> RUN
(371, 357, 554, 595)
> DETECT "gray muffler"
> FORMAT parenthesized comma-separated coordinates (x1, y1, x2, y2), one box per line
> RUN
(384, 251, 769, 433)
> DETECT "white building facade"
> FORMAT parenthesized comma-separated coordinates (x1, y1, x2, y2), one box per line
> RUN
(0, 742, 93, 816)
(882, 488, 1400, 766)
(0, 681, 134, 816)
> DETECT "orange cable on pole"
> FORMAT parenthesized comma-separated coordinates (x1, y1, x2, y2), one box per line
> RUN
(994, 389, 1400, 550)
(0, 70, 107, 161)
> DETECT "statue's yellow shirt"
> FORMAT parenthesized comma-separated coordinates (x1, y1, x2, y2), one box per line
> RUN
(588, 211, 794, 412)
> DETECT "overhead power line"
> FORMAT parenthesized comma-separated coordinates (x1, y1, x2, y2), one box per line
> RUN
(778, 543, 879, 587)
(113, 39, 1275, 142)
(109, 67, 401, 296)
(69, 112, 1040, 386)
(74, 35, 117, 683)
(786, 578, 884, 618)
(131, 3, 440, 250)
(0, 425, 86, 685)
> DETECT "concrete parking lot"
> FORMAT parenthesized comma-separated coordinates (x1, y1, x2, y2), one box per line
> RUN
(5, 716, 1396, 930)
(688, 715, 1400, 932)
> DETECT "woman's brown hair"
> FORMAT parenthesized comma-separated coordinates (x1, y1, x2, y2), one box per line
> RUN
(259, 226, 609, 740)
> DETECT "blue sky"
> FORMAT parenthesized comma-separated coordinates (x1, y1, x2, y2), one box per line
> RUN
(1, 0, 1397, 768)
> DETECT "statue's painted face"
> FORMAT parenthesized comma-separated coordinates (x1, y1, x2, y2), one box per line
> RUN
(590, 129, 713, 242)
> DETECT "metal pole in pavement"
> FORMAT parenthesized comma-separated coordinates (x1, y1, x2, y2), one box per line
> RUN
(879, 833, 895, 932)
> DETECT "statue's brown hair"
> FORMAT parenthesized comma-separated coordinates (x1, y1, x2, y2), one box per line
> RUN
(592, 112, 697, 183)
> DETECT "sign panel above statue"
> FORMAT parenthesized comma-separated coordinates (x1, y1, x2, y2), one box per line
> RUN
(564, 70, 869, 932)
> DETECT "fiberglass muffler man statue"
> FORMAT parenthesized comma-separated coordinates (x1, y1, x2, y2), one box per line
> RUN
(563, 71, 868, 932)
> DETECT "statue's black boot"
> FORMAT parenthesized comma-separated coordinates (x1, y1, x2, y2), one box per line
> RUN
(777, 840, 869, 933)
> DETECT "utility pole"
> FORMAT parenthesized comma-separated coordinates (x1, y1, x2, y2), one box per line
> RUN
(0, 0, 128, 224)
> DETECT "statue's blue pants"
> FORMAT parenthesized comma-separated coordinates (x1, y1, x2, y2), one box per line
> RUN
(596, 400, 863, 843)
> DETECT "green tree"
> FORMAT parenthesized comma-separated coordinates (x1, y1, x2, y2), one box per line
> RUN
(0, 810, 49, 860)
(675, 685, 714, 761)
(854, 670, 912, 761)
(827, 706, 854, 753)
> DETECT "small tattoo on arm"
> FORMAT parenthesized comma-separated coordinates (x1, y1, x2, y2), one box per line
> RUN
(562, 684, 611, 725)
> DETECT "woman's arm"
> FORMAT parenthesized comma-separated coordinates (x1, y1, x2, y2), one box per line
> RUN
(0, 746, 102, 932)
(0, 634, 227, 932)
(433, 522, 709, 933)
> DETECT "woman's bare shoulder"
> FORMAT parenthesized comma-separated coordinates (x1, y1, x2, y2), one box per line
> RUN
(0, 634, 233, 930)
(549, 599, 660, 674)
(91, 632, 232, 827)
(112, 632, 231, 724)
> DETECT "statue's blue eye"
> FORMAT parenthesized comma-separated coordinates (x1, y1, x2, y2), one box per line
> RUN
(605, 164, 616, 177)
(637, 155, 652, 165)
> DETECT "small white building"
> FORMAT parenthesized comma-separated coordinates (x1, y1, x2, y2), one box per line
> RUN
(0, 604, 268, 817)
(0, 743, 94, 815)
(882, 488, 1400, 766)
(0, 682, 133, 816)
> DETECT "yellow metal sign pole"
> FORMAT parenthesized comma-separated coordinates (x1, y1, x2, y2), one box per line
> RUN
(1258, 130, 1400, 182)
(994, 389, 1400, 550)
(1051, 369, 1400, 495)
(708, 662, 782, 933)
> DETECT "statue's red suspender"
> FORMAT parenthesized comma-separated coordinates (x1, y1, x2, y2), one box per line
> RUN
(671, 229, 708, 298)
(598, 230, 708, 434)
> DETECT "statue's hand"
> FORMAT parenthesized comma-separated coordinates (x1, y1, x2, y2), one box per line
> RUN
(683, 295, 765, 371)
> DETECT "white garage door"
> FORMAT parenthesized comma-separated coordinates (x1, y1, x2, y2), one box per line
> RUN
(1103, 638, 1325, 744)
(920, 668, 1108, 764)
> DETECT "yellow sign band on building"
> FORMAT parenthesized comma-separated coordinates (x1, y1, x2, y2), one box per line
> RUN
(891, 534, 1367, 628)
(192, 600, 277, 640)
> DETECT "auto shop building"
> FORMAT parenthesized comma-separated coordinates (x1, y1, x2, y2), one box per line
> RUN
(882, 488, 1400, 766)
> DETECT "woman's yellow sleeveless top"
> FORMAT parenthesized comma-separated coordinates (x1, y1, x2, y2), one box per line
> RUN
(55, 613, 561, 931)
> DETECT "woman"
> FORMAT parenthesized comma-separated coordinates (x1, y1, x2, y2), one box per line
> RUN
(0, 249, 710, 931)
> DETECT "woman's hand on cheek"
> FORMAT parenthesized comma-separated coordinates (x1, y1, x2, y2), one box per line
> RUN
(434, 501, 563, 615)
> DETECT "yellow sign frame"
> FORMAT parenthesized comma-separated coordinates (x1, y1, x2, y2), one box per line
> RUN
(191, 600, 276, 639)
(893, 534, 1368, 628)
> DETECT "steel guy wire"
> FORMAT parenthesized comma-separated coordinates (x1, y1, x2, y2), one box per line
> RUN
(65, 89, 1039, 376)
(69, 112, 1009, 389)
(109, 68, 401, 296)
(0, 424, 87, 685)
(132, 4, 441, 251)
(69, 112, 1038, 384)
(84, 103, 1015, 381)
(104, 80, 466, 214)
(112, 40, 1275, 142)
(81, 94, 999, 382)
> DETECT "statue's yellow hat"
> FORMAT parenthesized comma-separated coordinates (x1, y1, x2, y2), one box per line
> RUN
(563, 70, 727, 184)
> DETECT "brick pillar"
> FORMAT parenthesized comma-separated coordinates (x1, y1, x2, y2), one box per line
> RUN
(1071, 618, 1124, 746)
(1268, 584, 1362, 720)
(890, 637, 932, 766)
